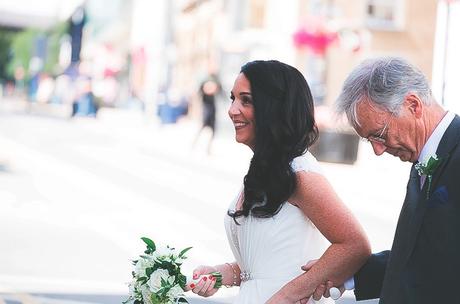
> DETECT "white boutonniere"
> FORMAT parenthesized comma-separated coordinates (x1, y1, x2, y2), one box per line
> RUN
(415, 154, 442, 199)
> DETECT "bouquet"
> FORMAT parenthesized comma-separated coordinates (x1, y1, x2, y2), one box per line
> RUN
(125, 237, 222, 304)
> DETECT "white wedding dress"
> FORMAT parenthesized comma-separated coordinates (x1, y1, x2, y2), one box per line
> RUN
(224, 152, 334, 304)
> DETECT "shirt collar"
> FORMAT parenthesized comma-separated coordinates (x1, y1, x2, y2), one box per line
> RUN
(418, 111, 455, 163)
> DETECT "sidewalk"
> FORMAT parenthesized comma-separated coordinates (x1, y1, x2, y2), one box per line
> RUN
(0, 97, 71, 118)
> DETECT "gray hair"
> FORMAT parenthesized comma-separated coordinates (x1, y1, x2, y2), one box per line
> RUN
(336, 57, 432, 127)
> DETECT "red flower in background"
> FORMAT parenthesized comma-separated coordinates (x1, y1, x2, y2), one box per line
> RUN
(293, 27, 338, 56)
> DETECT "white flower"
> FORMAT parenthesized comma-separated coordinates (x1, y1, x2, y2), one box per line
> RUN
(126, 280, 144, 302)
(167, 284, 184, 300)
(135, 257, 153, 278)
(141, 288, 153, 304)
(128, 282, 135, 296)
(152, 246, 175, 262)
(148, 269, 175, 292)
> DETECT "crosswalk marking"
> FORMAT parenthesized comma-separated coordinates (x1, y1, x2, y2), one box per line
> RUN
(14, 294, 40, 304)
(0, 294, 42, 304)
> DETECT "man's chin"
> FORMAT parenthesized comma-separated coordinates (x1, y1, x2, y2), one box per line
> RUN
(397, 154, 413, 162)
(391, 151, 411, 162)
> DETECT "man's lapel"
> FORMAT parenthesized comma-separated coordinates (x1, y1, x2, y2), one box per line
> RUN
(426, 115, 460, 191)
(391, 165, 421, 265)
(401, 115, 460, 265)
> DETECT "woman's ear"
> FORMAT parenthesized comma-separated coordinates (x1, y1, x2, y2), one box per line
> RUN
(404, 94, 423, 118)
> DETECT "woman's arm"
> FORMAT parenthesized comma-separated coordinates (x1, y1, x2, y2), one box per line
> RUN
(267, 171, 371, 303)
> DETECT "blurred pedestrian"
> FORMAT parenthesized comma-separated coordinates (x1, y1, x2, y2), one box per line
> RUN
(71, 75, 97, 117)
(36, 73, 55, 104)
(192, 73, 222, 155)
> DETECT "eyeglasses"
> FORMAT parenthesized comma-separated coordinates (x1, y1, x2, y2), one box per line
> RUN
(365, 111, 395, 144)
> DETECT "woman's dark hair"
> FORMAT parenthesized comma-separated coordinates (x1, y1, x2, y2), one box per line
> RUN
(229, 60, 318, 221)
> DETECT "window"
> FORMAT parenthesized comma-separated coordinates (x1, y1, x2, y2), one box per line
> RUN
(248, 0, 266, 28)
(365, 0, 405, 30)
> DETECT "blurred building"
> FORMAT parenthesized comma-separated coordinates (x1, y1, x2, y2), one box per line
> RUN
(173, 0, 444, 122)
(77, 0, 132, 108)
(1, 0, 458, 123)
(432, 0, 460, 114)
(296, 0, 438, 112)
(174, 0, 302, 113)
(78, 0, 173, 114)
(296, 0, 439, 163)
(0, 0, 84, 30)
(0, 0, 84, 99)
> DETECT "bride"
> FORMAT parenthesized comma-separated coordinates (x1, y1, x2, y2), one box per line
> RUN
(188, 60, 370, 303)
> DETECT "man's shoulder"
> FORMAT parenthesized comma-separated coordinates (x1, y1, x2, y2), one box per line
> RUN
(449, 114, 460, 133)
(439, 114, 460, 157)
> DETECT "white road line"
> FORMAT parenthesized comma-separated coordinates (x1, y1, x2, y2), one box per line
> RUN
(15, 294, 40, 304)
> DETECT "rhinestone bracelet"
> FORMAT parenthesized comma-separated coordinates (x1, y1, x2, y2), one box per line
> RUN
(225, 262, 238, 287)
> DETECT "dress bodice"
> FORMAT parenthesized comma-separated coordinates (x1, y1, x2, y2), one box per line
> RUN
(224, 152, 334, 303)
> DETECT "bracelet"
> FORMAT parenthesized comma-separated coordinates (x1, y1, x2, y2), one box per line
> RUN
(225, 262, 238, 287)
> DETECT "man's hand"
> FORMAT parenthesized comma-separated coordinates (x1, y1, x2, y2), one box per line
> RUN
(265, 289, 295, 304)
(300, 260, 345, 301)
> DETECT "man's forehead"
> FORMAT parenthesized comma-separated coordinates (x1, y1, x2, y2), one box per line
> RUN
(353, 100, 372, 128)
(356, 100, 387, 119)
(354, 100, 387, 132)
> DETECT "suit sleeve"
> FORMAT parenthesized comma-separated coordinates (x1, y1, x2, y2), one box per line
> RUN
(354, 250, 390, 301)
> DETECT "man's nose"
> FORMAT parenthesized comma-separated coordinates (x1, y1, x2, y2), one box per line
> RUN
(371, 141, 387, 156)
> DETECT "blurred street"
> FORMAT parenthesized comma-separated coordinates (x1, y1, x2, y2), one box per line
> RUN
(0, 99, 410, 304)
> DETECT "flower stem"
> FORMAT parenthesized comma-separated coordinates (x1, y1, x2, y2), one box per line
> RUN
(210, 271, 223, 289)
(426, 175, 432, 199)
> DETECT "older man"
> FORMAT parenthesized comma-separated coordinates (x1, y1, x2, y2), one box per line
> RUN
(307, 57, 460, 304)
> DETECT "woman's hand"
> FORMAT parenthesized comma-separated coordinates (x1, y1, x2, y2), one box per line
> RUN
(186, 265, 219, 297)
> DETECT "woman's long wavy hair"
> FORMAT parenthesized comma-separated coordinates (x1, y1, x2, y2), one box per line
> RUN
(229, 60, 318, 221)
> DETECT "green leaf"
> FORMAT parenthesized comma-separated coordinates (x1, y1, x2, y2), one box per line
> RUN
(178, 274, 187, 288)
(150, 294, 161, 304)
(141, 237, 156, 251)
(137, 277, 148, 284)
(178, 247, 192, 258)
(146, 267, 154, 277)
(160, 277, 169, 288)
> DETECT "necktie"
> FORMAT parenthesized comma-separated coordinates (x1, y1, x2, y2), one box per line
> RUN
(420, 174, 426, 189)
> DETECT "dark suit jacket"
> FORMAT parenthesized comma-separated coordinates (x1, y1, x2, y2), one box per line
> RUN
(354, 115, 460, 304)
